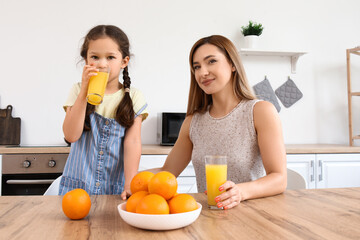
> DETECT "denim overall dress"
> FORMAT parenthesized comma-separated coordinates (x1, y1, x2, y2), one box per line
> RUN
(59, 112, 127, 195)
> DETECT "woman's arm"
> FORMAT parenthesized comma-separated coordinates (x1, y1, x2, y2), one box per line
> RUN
(121, 115, 143, 200)
(218, 101, 287, 209)
(147, 115, 194, 177)
(63, 65, 98, 142)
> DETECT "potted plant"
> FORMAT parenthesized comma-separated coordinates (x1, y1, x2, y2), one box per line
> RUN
(241, 20, 264, 49)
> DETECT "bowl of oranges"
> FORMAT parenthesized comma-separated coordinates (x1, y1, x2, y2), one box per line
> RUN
(117, 171, 202, 230)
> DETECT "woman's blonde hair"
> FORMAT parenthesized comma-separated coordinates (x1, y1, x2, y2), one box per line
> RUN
(186, 35, 256, 116)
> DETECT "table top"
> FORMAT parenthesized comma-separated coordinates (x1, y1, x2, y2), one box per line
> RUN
(0, 188, 359, 239)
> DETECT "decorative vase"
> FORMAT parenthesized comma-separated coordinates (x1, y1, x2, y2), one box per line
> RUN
(244, 35, 259, 49)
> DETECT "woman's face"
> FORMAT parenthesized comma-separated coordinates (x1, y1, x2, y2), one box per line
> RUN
(192, 44, 234, 95)
(86, 37, 129, 84)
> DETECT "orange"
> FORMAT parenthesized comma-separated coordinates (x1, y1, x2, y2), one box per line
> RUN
(130, 171, 155, 194)
(168, 193, 198, 214)
(148, 171, 177, 200)
(125, 191, 149, 213)
(136, 194, 169, 214)
(62, 188, 91, 220)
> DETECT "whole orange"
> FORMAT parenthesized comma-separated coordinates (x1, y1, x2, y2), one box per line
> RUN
(136, 194, 169, 214)
(148, 171, 177, 200)
(126, 191, 149, 213)
(62, 188, 91, 220)
(168, 193, 198, 214)
(130, 171, 155, 194)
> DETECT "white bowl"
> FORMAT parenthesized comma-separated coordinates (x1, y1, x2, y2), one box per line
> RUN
(117, 202, 202, 230)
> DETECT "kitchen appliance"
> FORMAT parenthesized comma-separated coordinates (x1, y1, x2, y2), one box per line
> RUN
(157, 112, 186, 146)
(0, 105, 21, 145)
(1, 153, 68, 195)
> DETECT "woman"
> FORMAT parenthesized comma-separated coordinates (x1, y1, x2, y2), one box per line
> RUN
(150, 35, 286, 209)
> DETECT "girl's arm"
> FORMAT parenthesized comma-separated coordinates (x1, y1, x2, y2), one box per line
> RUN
(147, 116, 194, 177)
(121, 115, 143, 200)
(218, 101, 287, 209)
(63, 65, 98, 142)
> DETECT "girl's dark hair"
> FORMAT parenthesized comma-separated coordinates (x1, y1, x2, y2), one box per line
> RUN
(81, 25, 135, 130)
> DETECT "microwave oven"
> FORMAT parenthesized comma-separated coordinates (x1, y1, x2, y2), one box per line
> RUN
(157, 112, 186, 146)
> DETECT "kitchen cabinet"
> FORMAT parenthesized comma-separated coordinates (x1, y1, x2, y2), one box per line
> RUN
(286, 154, 315, 189)
(287, 153, 360, 189)
(139, 155, 198, 193)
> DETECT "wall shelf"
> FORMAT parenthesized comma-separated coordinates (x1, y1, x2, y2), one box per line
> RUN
(239, 49, 307, 73)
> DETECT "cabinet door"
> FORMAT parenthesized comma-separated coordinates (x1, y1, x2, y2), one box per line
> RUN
(316, 154, 360, 189)
(139, 155, 197, 193)
(286, 154, 315, 189)
(177, 177, 198, 193)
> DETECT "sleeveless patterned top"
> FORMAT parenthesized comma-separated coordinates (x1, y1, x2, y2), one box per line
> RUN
(190, 99, 266, 193)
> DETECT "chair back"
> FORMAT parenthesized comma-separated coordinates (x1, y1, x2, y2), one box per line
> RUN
(44, 176, 62, 195)
(287, 169, 307, 189)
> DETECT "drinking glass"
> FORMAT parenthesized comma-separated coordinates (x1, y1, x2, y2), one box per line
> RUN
(86, 67, 110, 105)
(205, 155, 227, 209)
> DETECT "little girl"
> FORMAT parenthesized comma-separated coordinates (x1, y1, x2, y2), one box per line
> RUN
(59, 25, 148, 200)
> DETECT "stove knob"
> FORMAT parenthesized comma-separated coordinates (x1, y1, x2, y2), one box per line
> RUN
(48, 160, 56, 168)
(23, 160, 31, 168)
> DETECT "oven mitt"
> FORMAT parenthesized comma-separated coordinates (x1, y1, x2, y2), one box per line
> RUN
(275, 78, 303, 108)
(253, 77, 281, 112)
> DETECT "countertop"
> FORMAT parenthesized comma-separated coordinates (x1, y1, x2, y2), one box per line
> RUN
(0, 188, 359, 239)
(1, 144, 360, 154)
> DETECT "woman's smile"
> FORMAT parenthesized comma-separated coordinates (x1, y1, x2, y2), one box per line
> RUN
(201, 78, 215, 86)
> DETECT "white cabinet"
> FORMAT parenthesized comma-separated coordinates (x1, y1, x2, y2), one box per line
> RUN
(286, 154, 315, 189)
(316, 154, 360, 188)
(139, 155, 198, 193)
(287, 153, 360, 189)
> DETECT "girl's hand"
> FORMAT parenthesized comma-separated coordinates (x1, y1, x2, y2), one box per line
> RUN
(120, 187, 131, 201)
(81, 64, 98, 91)
(215, 181, 242, 210)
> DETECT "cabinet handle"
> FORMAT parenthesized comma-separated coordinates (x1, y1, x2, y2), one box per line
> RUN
(318, 160, 323, 181)
(310, 160, 314, 182)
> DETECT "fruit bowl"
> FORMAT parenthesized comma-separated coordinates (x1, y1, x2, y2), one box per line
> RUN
(117, 202, 202, 230)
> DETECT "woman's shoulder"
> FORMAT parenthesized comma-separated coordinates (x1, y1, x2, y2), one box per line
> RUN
(253, 100, 276, 113)
(253, 100, 280, 128)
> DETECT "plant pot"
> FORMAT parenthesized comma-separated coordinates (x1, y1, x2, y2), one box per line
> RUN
(244, 35, 259, 49)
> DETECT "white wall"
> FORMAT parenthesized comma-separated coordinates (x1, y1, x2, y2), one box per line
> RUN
(0, 0, 359, 146)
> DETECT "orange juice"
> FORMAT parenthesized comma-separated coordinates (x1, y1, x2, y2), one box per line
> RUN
(205, 164, 227, 207)
(87, 71, 109, 105)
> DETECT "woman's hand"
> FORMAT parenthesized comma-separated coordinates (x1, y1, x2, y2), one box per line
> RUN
(81, 64, 98, 92)
(215, 181, 242, 210)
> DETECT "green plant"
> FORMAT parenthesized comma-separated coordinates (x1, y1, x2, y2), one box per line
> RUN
(241, 21, 264, 36)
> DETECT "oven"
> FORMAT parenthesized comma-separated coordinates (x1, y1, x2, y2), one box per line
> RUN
(1, 154, 68, 195)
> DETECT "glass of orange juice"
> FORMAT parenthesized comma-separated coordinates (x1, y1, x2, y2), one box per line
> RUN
(205, 155, 227, 209)
(86, 67, 110, 105)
